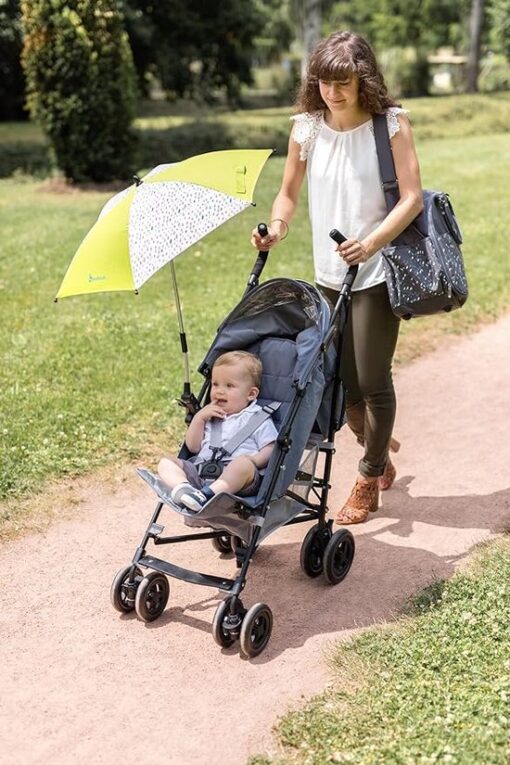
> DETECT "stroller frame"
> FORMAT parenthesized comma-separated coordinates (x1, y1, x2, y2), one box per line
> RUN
(111, 232, 358, 658)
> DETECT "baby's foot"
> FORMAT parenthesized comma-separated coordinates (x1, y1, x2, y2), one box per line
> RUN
(170, 483, 212, 513)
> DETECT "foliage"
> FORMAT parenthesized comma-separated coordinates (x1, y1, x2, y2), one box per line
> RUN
(328, 0, 470, 51)
(259, 538, 510, 764)
(21, 0, 138, 182)
(124, 0, 265, 106)
(488, 0, 510, 59)
(252, 0, 294, 67)
(0, 0, 26, 120)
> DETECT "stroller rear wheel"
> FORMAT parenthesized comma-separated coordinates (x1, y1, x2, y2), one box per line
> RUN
(211, 533, 233, 555)
(135, 572, 170, 622)
(212, 596, 245, 648)
(300, 524, 331, 578)
(323, 529, 355, 584)
(110, 565, 144, 613)
(239, 603, 273, 658)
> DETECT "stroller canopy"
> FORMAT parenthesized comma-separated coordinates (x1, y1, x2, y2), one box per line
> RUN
(199, 279, 332, 389)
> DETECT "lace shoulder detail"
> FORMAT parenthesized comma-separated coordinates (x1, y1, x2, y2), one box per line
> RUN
(290, 111, 323, 161)
(385, 106, 409, 139)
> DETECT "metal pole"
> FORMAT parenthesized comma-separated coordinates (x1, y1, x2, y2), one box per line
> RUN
(170, 260, 190, 385)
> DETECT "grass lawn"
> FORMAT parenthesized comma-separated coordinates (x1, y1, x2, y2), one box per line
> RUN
(250, 537, 510, 765)
(1, 92, 509, 175)
(1, 97, 509, 535)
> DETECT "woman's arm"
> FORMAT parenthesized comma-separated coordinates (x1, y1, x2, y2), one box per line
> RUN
(340, 113, 424, 265)
(251, 134, 307, 249)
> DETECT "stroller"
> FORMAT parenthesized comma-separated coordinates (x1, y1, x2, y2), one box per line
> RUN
(111, 227, 358, 658)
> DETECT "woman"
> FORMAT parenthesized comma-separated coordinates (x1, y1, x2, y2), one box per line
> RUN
(251, 31, 423, 524)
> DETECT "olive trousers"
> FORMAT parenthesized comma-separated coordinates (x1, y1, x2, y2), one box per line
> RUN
(319, 281, 400, 478)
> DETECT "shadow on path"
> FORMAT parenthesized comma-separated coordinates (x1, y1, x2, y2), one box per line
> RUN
(153, 477, 510, 661)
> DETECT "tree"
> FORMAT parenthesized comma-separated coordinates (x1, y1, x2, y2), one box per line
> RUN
(21, 0, 137, 182)
(466, 0, 486, 92)
(291, 0, 323, 76)
(0, 0, 26, 120)
(125, 0, 265, 105)
(488, 0, 510, 59)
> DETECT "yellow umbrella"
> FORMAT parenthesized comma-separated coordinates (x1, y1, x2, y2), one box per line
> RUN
(56, 148, 272, 299)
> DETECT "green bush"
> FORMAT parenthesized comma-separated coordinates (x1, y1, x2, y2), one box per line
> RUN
(480, 54, 510, 93)
(380, 46, 430, 98)
(21, 0, 138, 182)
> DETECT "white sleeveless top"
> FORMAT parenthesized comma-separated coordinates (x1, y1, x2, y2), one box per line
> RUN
(291, 107, 407, 292)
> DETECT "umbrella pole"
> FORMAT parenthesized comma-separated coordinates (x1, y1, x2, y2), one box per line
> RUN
(170, 262, 200, 422)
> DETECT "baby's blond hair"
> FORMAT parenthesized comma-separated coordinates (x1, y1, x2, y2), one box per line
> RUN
(213, 351, 262, 388)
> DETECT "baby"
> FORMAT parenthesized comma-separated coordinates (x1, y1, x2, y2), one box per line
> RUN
(158, 351, 278, 512)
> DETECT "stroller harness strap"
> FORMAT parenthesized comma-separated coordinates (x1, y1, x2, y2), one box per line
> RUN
(209, 401, 281, 459)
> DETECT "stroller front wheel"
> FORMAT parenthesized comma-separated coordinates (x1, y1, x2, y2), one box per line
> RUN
(135, 572, 170, 622)
(110, 565, 143, 613)
(323, 529, 355, 584)
(239, 603, 273, 658)
(212, 596, 244, 648)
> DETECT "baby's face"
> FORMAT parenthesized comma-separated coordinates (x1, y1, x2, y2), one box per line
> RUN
(210, 363, 258, 415)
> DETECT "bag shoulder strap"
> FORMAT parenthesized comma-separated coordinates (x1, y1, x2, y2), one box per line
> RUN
(209, 401, 281, 457)
(372, 113, 400, 213)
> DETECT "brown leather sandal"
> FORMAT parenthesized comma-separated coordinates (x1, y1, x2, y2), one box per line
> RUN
(336, 477, 379, 525)
(379, 458, 397, 491)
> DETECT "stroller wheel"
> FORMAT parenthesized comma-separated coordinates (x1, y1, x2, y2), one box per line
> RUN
(134, 572, 170, 622)
(300, 524, 330, 578)
(239, 603, 273, 658)
(212, 596, 244, 648)
(211, 534, 233, 555)
(110, 565, 143, 613)
(323, 529, 355, 585)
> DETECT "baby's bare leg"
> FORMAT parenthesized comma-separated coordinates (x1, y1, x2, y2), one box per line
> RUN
(209, 456, 256, 495)
(158, 455, 187, 489)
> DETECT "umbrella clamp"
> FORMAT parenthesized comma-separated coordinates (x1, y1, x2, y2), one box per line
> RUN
(176, 391, 201, 423)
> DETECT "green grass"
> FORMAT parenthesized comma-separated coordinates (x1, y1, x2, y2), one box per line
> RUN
(1, 92, 509, 177)
(0, 99, 509, 531)
(251, 538, 510, 765)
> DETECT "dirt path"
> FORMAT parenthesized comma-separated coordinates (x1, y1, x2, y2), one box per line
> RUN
(1, 316, 509, 765)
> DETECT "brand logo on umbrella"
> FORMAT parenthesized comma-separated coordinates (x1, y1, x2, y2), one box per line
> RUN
(88, 273, 107, 282)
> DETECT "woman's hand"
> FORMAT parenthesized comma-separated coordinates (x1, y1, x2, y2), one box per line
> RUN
(250, 225, 281, 250)
(337, 238, 374, 265)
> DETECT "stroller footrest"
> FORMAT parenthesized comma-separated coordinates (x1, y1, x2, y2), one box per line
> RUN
(139, 555, 235, 591)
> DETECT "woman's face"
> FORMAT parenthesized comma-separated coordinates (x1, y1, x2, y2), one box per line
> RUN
(318, 73, 360, 112)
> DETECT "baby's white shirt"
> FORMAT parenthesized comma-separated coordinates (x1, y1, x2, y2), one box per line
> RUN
(190, 400, 278, 467)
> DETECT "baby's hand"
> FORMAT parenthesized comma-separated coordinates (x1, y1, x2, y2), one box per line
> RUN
(198, 403, 226, 421)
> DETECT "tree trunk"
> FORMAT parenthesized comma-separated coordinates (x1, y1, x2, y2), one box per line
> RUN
(298, 0, 322, 77)
(466, 0, 485, 92)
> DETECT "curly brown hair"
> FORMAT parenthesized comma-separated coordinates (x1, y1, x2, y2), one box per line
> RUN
(296, 31, 400, 115)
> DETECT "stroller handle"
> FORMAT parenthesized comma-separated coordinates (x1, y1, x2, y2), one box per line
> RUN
(322, 230, 359, 349)
(329, 229, 359, 291)
(247, 222, 270, 291)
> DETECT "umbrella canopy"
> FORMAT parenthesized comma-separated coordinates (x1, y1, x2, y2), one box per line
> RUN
(56, 148, 272, 299)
